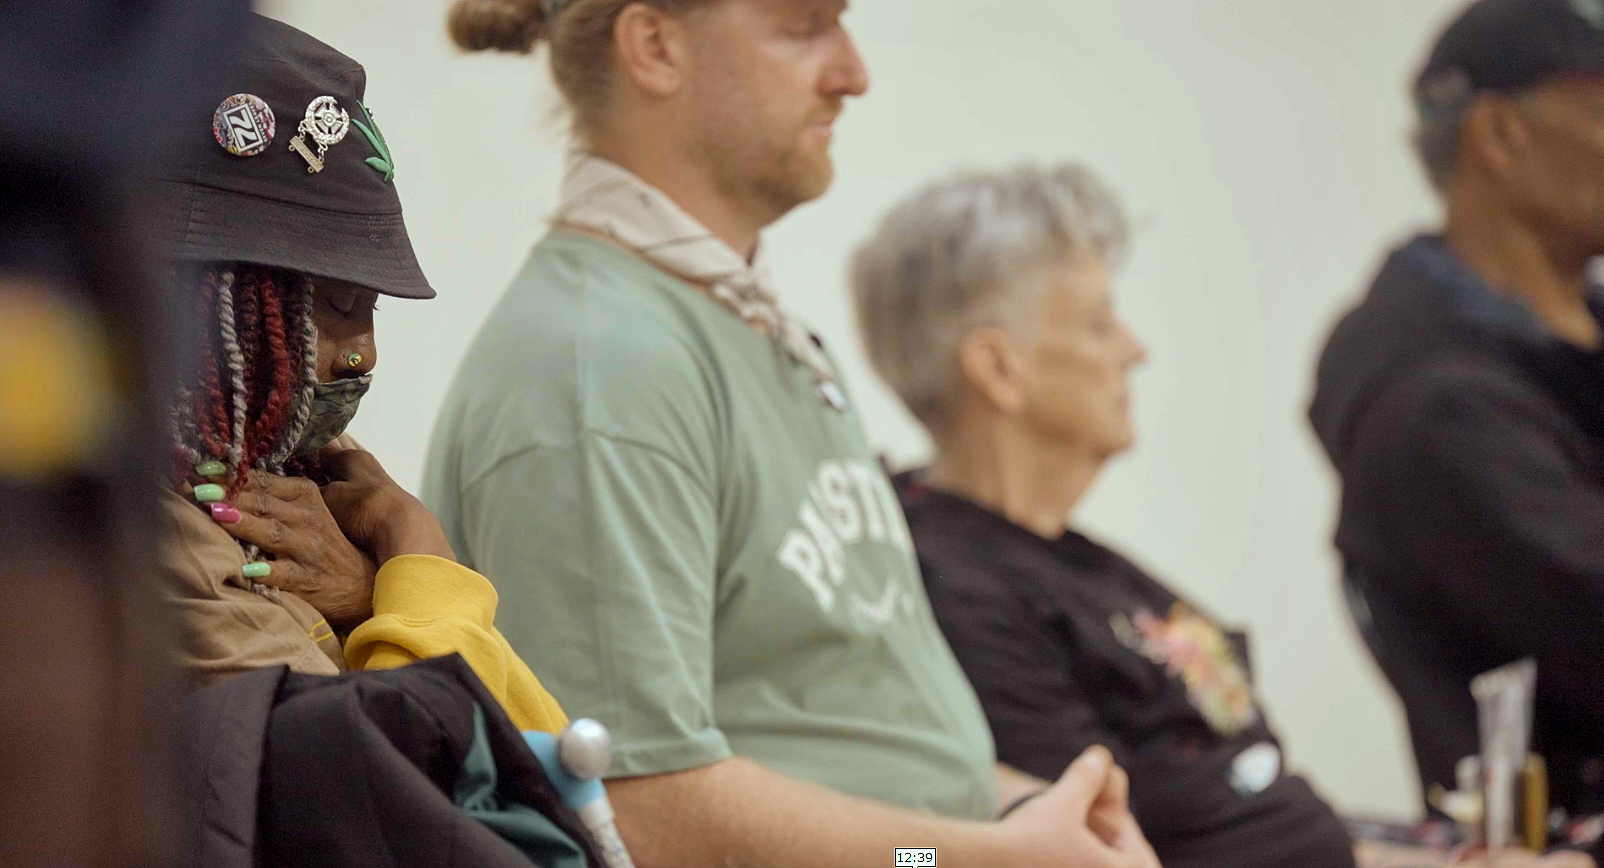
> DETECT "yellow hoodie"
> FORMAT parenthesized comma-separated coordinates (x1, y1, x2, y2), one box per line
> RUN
(156, 489, 566, 733)
(345, 555, 568, 733)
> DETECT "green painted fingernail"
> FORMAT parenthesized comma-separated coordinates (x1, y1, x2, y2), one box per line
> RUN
(195, 461, 228, 478)
(194, 484, 225, 503)
(242, 562, 272, 580)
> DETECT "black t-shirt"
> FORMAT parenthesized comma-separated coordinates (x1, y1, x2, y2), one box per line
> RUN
(899, 479, 1355, 868)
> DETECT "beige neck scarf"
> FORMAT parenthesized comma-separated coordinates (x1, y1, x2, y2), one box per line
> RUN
(554, 154, 845, 411)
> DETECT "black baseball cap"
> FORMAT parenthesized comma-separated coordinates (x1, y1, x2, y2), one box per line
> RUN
(1417, 0, 1604, 108)
(156, 14, 434, 300)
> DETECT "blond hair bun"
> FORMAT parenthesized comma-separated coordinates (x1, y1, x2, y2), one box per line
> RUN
(448, 0, 547, 54)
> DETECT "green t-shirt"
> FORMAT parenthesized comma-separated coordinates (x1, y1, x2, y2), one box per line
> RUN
(422, 230, 998, 819)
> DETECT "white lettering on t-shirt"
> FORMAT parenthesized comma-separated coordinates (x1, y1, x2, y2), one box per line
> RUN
(777, 459, 917, 617)
(863, 466, 913, 553)
(846, 461, 888, 542)
(799, 497, 845, 584)
(777, 529, 835, 611)
(817, 460, 864, 545)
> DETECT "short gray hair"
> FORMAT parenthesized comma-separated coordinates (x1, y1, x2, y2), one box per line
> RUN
(1413, 68, 1477, 193)
(850, 162, 1129, 432)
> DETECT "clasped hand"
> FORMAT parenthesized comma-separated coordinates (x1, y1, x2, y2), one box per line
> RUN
(998, 746, 1161, 868)
(213, 446, 455, 629)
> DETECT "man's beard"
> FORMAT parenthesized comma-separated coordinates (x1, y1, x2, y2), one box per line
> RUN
(696, 109, 837, 226)
(746, 136, 834, 218)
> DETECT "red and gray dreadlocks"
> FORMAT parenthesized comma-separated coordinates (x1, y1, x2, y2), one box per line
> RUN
(168, 263, 320, 496)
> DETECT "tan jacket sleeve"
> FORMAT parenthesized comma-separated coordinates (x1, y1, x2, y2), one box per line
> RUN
(344, 555, 569, 734)
(156, 489, 344, 690)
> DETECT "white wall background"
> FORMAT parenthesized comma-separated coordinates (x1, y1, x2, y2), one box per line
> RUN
(260, 0, 1468, 818)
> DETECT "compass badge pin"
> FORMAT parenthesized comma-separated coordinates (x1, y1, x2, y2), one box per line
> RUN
(212, 94, 276, 157)
(288, 95, 350, 174)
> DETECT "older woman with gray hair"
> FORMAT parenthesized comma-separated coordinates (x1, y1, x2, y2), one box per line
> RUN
(851, 163, 1588, 868)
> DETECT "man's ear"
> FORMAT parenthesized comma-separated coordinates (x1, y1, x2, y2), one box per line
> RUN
(1464, 94, 1532, 182)
(956, 326, 1029, 416)
(613, 3, 690, 98)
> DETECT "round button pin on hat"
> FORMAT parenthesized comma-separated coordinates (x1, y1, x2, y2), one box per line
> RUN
(212, 93, 276, 157)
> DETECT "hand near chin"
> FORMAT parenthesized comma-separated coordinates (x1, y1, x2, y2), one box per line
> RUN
(210, 469, 377, 629)
(316, 444, 456, 566)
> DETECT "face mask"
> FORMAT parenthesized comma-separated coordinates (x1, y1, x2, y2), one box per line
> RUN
(292, 374, 371, 457)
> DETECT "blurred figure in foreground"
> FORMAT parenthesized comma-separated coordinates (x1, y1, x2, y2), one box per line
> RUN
(0, 1, 249, 866)
(1310, 0, 1604, 852)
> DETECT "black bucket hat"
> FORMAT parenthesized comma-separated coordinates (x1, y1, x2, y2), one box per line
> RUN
(156, 14, 434, 299)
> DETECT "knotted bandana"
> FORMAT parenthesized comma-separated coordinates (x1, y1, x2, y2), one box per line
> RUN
(553, 154, 845, 410)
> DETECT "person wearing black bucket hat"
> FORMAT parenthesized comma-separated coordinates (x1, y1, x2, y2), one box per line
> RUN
(1310, 0, 1604, 856)
(151, 13, 571, 738)
(159, 14, 432, 301)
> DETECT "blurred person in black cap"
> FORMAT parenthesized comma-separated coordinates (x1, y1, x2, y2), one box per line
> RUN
(148, 13, 572, 737)
(1311, 0, 1604, 854)
(0, 1, 251, 866)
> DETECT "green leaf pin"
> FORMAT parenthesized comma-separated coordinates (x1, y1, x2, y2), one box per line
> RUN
(351, 100, 395, 183)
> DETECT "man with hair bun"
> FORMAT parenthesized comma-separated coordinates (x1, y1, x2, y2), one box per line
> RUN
(424, 1, 1159, 866)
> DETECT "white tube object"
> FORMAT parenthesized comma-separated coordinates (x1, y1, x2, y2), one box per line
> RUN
(576, 796, 635, 868)
(558, 719, 636, 868)
(1471, 658, 1537, 852)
